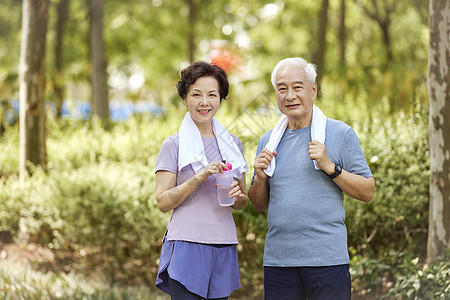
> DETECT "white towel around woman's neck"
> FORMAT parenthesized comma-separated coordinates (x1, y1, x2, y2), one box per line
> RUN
(264, 104, 327, 176)
(178, 112, 248, 178)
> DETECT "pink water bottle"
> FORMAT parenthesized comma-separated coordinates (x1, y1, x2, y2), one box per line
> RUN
(216, 161, 234, 206)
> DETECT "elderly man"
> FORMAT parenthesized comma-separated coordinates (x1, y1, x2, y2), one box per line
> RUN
(248, 57, 375, 300)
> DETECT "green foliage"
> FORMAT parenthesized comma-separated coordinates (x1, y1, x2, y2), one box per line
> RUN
(0, 115, 174, 286)
(387, 251, 450, 299)
(350, 251, 450, 299)
(0, 0, 21, 100)
(0, 107, 437, 299)
(1, 0, 429, 114)
(0, 124, 19, 177)
(345, 110, 430, 259)
(0, 269, 169, 299)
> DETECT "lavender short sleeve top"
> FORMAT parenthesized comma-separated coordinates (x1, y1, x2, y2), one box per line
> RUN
(155, 132, 245, 244)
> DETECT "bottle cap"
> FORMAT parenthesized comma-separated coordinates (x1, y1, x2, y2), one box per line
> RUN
(221, 160, 232, 171)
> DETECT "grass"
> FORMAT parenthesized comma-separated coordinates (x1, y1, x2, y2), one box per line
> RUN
(0, 267, 170, 300)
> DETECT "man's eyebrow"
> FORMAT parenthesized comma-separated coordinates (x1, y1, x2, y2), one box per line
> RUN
(276, 80, 304, 87)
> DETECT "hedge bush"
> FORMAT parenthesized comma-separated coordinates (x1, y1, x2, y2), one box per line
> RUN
(0, 108, 439, 299)
(345, 111, 430, 257)
(0, 268, 169, 299)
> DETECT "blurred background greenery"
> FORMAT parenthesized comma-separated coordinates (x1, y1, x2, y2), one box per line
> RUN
(1, 0, 449, 299)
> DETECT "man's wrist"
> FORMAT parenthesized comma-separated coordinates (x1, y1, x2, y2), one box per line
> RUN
(327, 163, 342, 179)
(324, 163, 335, 175)
(254, 173, 268, 184)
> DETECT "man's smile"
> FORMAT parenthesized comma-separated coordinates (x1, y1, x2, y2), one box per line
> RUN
(286, 104, 301, 108)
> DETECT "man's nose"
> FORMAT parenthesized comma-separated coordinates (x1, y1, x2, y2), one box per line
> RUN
(286, 88, 295, 100)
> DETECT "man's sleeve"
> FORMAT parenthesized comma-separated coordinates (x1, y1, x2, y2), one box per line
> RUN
(341, 128, 373, 178)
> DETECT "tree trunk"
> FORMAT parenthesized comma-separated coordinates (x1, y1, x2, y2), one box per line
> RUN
(354, 0, 394, 65)
(186, 0, 197, 64)
(53, 0, 70, 118)
(380, 19, 393, 63)
(90, 0, 109, 120)
(338, 0, 346, 66)
(427, 0, 450, 264)
(312, 0, 329, 98)
(19, 0, 50, 178)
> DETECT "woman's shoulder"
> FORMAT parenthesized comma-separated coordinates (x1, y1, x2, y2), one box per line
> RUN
(230, 133, 242, 144)
(161, 131, 180, 149)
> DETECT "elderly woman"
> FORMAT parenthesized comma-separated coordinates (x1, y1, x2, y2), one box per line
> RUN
(155, 61, 248, 300)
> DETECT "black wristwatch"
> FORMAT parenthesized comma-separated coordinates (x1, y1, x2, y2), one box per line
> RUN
(327, 163, 342, 179)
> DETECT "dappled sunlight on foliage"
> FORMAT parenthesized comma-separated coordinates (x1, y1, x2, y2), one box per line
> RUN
(0, 106, 437, 298)
(0, 0, 440, 297)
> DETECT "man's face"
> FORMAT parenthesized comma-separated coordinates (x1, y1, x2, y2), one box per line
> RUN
(275, 66, 317, 129)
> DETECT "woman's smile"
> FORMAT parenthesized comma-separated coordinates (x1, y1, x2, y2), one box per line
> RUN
(198, 109, 211, 115)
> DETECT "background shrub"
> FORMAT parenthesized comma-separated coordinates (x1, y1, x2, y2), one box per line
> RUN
(0, 108, 438, 299)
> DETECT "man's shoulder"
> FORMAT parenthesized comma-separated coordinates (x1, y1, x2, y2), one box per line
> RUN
(326, 118, 352, 133)
(259, 129, 274, 144)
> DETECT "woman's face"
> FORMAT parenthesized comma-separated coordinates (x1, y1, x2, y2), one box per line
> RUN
(184, 76, 221, 125)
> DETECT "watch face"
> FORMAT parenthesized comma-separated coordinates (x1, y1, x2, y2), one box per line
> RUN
(336, 164, 342, 173)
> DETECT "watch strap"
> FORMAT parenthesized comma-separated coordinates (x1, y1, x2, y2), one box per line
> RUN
(327, 163, 342, 179)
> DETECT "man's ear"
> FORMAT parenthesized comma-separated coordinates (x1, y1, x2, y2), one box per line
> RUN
(312, 82, 318, 99)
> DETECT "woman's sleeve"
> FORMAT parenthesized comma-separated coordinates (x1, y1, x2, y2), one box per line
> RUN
(232, 135, 246, 159)
(155, 137, 178, 174)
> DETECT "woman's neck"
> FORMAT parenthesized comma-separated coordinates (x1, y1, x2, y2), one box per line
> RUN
(195, 121, 215, 137)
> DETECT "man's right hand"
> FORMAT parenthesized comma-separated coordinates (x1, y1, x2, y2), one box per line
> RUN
(254, 149, 277, 180)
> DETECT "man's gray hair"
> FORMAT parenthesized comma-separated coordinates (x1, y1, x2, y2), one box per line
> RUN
(270, 57, 317, 89)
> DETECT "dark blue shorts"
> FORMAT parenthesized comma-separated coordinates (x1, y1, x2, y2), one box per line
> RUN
(264, 264, 351, 300)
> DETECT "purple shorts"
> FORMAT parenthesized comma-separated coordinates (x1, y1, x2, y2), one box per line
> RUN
(155, 238, 241, 299)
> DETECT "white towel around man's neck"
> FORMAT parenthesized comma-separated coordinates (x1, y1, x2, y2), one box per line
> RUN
(264, 104, 327, 176)
(178, 112, 248, 178)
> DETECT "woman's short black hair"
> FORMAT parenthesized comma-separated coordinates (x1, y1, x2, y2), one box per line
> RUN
(177, 61, 229, 102)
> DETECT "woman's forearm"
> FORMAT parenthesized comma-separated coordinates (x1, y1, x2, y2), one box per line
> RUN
(156, 171, 205, 213)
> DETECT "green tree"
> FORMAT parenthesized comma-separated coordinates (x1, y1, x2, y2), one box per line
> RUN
(427, 0, 450, 264)
(19, 0, 50, 177)
(0, 0, 22, 102)
(311, 0, 329, 97)
(89, 0, 109, 120)
(52, 0, 71, 118)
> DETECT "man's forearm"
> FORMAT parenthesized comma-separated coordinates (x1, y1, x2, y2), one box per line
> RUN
(248, 176, 270, 212)
(333, 170, 375, 203)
